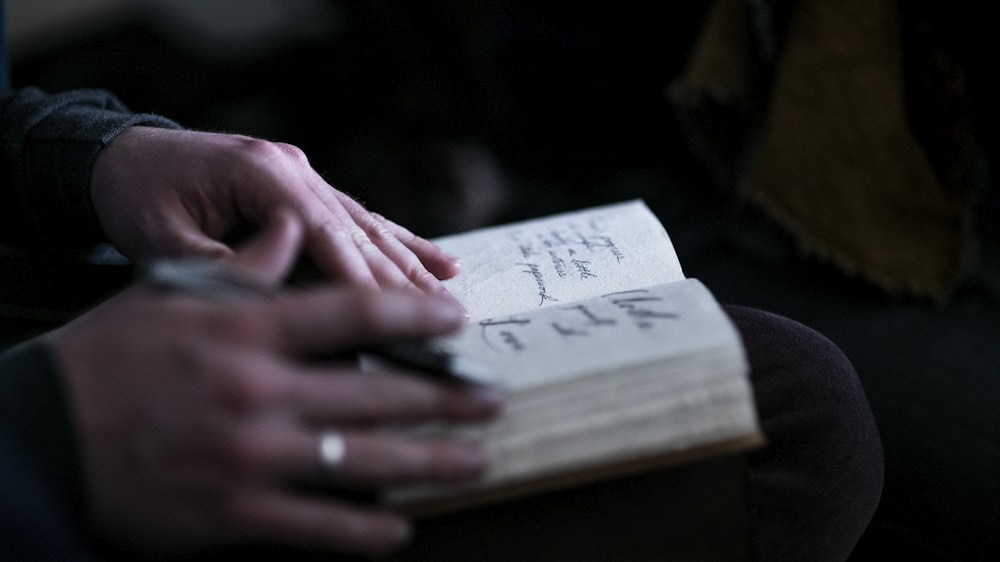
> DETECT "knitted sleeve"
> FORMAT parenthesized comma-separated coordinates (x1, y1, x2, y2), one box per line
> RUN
(0, 87, 182, 251)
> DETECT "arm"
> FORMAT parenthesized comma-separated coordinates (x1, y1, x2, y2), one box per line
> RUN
(1, 86, 462, 296)
(0, 339, 93, 558)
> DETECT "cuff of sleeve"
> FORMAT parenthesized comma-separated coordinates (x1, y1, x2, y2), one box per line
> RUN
(5, 87, 182, 251)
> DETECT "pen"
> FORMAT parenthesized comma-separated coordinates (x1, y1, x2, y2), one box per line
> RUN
(139, 258, 498, 386)
(361, 340, 499, 387)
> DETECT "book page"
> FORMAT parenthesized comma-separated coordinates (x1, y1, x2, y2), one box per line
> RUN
(438, 279, 743, 391)
(433, 200, 685, 320)
(389, 279, 757, 508)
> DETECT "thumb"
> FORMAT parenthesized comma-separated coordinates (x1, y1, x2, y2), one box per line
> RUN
(230, 210, 304, 284)
(169, 230, 235, 260)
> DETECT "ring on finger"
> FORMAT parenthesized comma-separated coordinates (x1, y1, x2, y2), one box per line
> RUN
(318, 430, 347, 471)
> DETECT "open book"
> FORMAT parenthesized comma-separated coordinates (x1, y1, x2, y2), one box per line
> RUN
(381, 200, 763, 514)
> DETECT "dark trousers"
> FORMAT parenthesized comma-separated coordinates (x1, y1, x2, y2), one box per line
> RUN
(734, 305, 883, 561)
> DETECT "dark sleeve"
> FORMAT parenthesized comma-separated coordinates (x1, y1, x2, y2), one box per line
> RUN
(0, 86, 182, 251)
(0, 338, 94, 558)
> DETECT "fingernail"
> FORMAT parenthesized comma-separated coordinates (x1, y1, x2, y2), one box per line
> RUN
(428, 296, 467, 325)
(467, 387, 504, 410)
(435, 291, 468, 318)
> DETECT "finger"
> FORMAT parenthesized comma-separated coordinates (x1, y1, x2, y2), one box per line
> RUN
(306, 220, 382, 290)
(260, 427, 487, 487)
(230, 208, 304, 283)
(334, 193, 454, 295)
(359, 213, 456, 298)
(267, 289, 467, 355)
(297, 181, 383, 290)
(225, 489, 410, 556)
(343, 223, 425, 293)
(213, 369, 497, 480)
(235, 144, 381, 290)
(155, 217, 236, 260)
(313, 431, 488, 486)
(377, 214, 462, 281)
(288, 368, 503, 425)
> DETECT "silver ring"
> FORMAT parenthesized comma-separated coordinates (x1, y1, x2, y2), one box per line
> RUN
(318, 430, 347, 471)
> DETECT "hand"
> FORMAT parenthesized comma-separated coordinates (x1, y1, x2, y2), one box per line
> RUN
(46, 212, 501, 556)
(89, 126, 462, 297)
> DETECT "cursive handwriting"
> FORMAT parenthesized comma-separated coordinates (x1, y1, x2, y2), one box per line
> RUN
(478, 317, 532, 353)
(479, 318, 532, 327)
(606, 291, 679, 329)
(498, 330, 526, 351)
(517, 262, 559, 307)
(562, 304, 616, 326)
(551, 323, 589, 337)
(571, 258, 598, 280)
(549, 250, 568, 279)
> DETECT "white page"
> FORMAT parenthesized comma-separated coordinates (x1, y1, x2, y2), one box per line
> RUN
(438, 278, 743, 391)
(433, 200, 685, 321)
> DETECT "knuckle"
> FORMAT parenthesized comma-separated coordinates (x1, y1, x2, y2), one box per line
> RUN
(365, 222, 395, 245)
(275, 142, 310, 166)
(407, 264, 439, 287)
(351, 227, 373, 248)
(236, 136, 282, 160)
(238, 137, 309, 166)
(320, 222, 353, 244)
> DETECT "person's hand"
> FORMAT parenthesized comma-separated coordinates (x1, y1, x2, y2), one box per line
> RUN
(45, 212, 501, 557)
(89, 126, 462, 298)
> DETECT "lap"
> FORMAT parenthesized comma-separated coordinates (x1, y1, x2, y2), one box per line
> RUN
(258, 306, 885, 562)
(728, 305, 883, 562)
